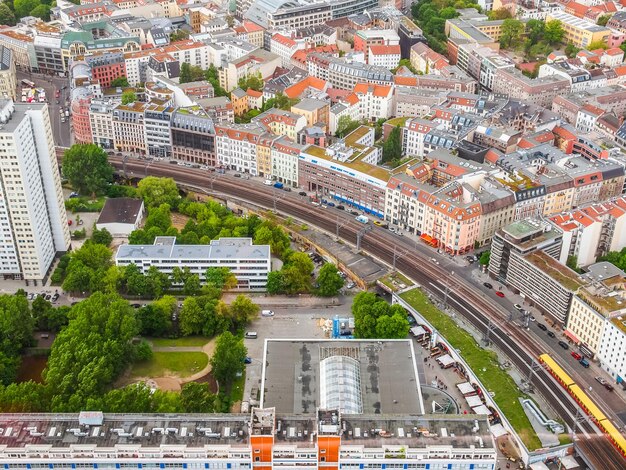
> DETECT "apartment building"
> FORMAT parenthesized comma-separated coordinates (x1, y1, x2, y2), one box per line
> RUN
(456, 44, 514, 91)
(144, 104, 174, 158)
(89, 99, 117, 149)
(170, 106, 216, 166)
(85, 52, 126, 89)
(221, 49, 281, 92)
(253, 108, 307, 142)
(394, 86, 447, 118)
(307, 54, 395, 90)
(394, 72, 477, 94)
(546, 11, 610, 49)
(215, 123, 266, 175)
(270, 33, 305, 67)
(410, 42, 449, 75)
(368, 44, 401, 69)
(198, 96, 235, 123)
(299, 126, 388, 217)
(550, 198, 626, 268)
(71, 93, 93, 144)
(112, 101, 147, 154)
(565, 262, 626, 358)
(489, 219, 584, 325)
(0, 101, 70, 284)
(270, 136, 305, 187)
(0, 46, 16, 101)
(233, 20, 265, 48)
(246, 0, 332, 30)
(0, 30, 34, 71)
(290, 98, 329, 128)
(492, 68, 570, 108)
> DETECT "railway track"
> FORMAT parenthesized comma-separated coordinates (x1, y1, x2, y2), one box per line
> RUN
(112, 159, 626, 468)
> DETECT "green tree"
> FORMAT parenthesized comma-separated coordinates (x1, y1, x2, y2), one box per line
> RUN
(263, 92, 299, 111)
(205, 267, 237, 290)
(62, 144, 113, 197)
(253, 223, 290, 257)
(92, 227, 113, 246)
(229, 295, 259, 327)
(209, 331, 247, 386)
(179, 297, 206, 336)
(525, 19, 545, 44)
(351, 292, 409, 339)
(588, 40, 608, 50)
(565, 43, 581, 58)
(137, 176, 180, 208)
(317, 263, 344, 297)
(479, 250, 490, 266)
(183, 274, 202, 296)
(121, 90, 137, 105)
(29, 3, 49, 20)
(205, 64, 228, 97)
(382, 126, 402, 163)
(544, 20, 565, 45)
(266, 271, 284, 294)
(145, 266, 171, 298)
(375, 312, 410, 338)
(392, 58, 417, 74)
(238, 72, 263, 92)
(72, 241, 112, 271)
(336, 115, 360, 137)
(500, 18, 525, 49)
(14, 0, 38, 18)
(179, 62, 192, 84)
(134, 340, 153, 361)
(180, 382, 215, 412)
(170, 29, 189, 42)
(110, 76, 129, 87)
(597, 15, 611, 27)
(44, 293, 140, 411)
(0, 294, 35, 356)
(487, 7, 512, 20)
(137, 295, 174, 336)
(0, 3, 16, 25)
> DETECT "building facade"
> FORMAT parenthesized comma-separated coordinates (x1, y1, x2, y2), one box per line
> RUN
(0, 101, 70, 284)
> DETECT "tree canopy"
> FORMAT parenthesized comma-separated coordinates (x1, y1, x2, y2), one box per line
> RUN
(336, 115, 361, 138)
(62, 144, 113, 196)
(44, 292, 140, 411)
(237, 72, 264, 92)
(121, 90, 137, 105)
(382, 126, 402, 164)
(351, 292, 410, 339)
(137, 176, 180, 208)
(317, 263, 344, 297)
(209, 331, 247, 387)
(110, 76, 129, 88)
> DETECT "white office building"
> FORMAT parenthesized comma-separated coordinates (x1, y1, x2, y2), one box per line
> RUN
(0, 100, 70, 284)
(115, 237, 271, 289)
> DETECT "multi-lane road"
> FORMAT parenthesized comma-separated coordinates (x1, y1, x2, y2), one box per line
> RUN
(17, 71, 72, 148)
(105, 156, 626, 468)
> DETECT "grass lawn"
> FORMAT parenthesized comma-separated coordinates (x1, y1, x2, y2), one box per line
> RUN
(400, 288, 542, 451)
(131, 352, 208, 378)
(230, 371, 246, 404)
(149, 336, 211, 347)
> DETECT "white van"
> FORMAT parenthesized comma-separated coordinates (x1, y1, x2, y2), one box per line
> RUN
(261, 310, 275, 317)
(245, 331, 258, 339)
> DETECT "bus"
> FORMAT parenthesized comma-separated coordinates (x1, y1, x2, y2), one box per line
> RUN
(21, 79, 35, 88)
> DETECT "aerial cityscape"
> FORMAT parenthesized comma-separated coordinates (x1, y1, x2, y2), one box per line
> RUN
(1, 0, 626, 468)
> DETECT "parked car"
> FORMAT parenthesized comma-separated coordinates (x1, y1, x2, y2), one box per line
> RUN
(571, 352, 582, 361)
(547, 331, 556, 338)
(336, 205, 345, 210)
(273, 182, 284, 189)
(326, 201, 334, 206)
(483, 282, 493, 289)
(264, 179, 273, 185)
(245, 331, 258, 339)
(579, 358, 590, 368)
(495, 291, 505, 298)
(389, 226, 397, 233)
(595, 376, 607, 385)
(558, 341, 569, 350)
(374, 220, 383, 226)
(283, 186, 292, 192)
(346, 282, 355, 289)
(349, 210, 359, 216)
(514, 304, 523, 310)
(298, 191, 307, 196)
(244, 357, 252, 364)
(537, 323, 547, 331)
(233, 173, 241, 178)
(261, 310, 275, 317)
(131, 303, 141, 308)
(51, 293, 59, 302)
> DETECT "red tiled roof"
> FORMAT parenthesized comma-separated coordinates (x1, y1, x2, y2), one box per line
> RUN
(353, 83, 392, 97)
(272, 33, 296, 48)
(369, 44, 401, 56)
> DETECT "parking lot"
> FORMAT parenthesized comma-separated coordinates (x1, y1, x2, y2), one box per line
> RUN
(242, 307, 338, 406)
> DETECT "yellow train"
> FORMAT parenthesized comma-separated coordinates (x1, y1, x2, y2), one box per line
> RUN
(539, 353, 626, 457)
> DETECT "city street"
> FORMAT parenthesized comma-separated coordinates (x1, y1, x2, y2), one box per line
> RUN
(17, 70, 71, 147)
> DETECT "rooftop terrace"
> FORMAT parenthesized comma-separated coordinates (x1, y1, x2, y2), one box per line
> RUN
(526, 250, 584, 292)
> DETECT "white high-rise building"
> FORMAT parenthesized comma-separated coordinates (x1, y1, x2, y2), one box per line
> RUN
(0, 100, 70, 284)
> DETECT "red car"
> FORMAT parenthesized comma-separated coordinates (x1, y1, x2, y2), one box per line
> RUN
(571, 352, 582, 360)
(495, 291, 505, 298)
